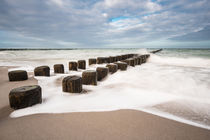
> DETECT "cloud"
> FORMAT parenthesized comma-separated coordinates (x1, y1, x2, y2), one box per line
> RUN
(50, 0, 64, 7)
(0, 0, 210, 48)
(108, 17, 145, 32)
(170, 26, 210, 41)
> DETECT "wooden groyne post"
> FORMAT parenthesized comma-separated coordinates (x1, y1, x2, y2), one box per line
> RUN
(150, 49, 163, 54)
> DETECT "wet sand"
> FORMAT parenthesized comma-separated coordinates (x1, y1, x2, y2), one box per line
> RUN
(0, 66, 210, 140)
(150, 100, 210, 126)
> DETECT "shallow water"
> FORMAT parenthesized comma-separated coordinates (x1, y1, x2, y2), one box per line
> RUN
(1, 48, 210, 129)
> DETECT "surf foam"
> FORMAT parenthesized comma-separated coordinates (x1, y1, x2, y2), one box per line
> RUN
(5, 49, 210, 130)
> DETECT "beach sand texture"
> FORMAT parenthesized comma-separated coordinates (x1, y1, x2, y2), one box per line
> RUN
(0, 66, 210, 140)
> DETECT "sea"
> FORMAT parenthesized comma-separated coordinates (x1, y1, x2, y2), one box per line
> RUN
(0, 48, 210, 129)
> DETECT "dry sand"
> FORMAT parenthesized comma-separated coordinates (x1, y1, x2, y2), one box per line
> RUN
(0, 66, 210, 140)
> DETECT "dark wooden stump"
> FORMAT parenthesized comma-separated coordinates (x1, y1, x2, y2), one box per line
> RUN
(109, 56, 115, 63)
(121, 60, 129, 65)
(82, 70, 97, 85)
(140, 56, 143, 63)
(134, 54, 139, 57)
(34, 66, 50, 76)
(142, 55, 146, 63)
(62, 76, 82, 93)
(104, 57, 110, 63)
(150, 49, 162, 54)
(122, 54, 128, 60)
(9, 85, 42, 110)
(137, 57, 141, 65)
(54, 64, 64, 73)
(128, 59, 135, 67)
(97, 57, 106, 64)
(117, 55, 122, 61)
(134, 58, 138, 65)
(114, 56, 118, 62)
(78, 60, 86, 69)
(140, 57, 143, 64)
(128, 54, 134, 58)
(110, 56, 115, 63)
(135, 57, 139, 65)
(114, 62, 127, 71)
(89, 58, 96, 65)
(8, 70, 28, 81)
(69, 62, 78, 71)
(96, 67, 109, 81)
(106, 64, 118, 74)
(144, 54, 150, 62)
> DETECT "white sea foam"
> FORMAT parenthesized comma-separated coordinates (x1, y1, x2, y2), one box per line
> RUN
(149, 53, 210, 68)
(3, 49, 210, 130)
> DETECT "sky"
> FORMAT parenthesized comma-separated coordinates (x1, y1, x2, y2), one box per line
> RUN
(0, 0, 210, 48)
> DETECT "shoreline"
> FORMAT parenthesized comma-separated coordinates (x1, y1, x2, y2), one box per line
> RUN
(0, 66, 210, 139)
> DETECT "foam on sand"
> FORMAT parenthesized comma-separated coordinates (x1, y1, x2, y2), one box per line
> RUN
(9, 53, 210, 130)
(2, 49, 208, 129)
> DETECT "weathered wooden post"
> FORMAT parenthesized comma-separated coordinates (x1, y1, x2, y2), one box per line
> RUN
(78, 60, 86, 69)
(106, 64, 118, 73)
(150, 49, 162, 54)
(134, 57, 138, 65)
(62, 76, 82, 93)
(54, 64, 64, 73)
(34, 66, 50, 76)
(139, 56, 144, 63)
(146, 54, 150, 59)
(137, 57, 141, 65)
(144, 55, 147, 62)
(9, 85, 42, 109)
(69, 61, 78, 71)
(144, 54, 149, 62)
(129, 54, 135, 58)
(121, 60, 129, 65)
(122, 54, 128, 60)
(113, 56, 118, 62)
(134, 54, 138, 57)
(97, 57, 106, 64)
(96, 67, 109, 81)
(82, 70, 97, 85)
(128, 59, 135, 67)
(114, 62, 127, 71)
(142, 55, 146, 63)
(117, 55, 122, 61)
(140, 56, 144, 64)
(8, 70, 28, 81)
(89, 58, 96, 65)
(109, 56, 115, 63)
(105, 57, 110, 63)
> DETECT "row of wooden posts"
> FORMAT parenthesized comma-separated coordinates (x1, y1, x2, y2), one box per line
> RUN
(8, 53, 150, 110)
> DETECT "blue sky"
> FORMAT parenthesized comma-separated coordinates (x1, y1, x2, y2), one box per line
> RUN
(0, 0, 210, 48)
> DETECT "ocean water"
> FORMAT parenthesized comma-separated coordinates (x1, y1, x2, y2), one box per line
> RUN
(1, 48, 210, 129)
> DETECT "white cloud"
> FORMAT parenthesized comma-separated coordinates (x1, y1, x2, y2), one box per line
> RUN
(99, 0, 162, 13)
(145, 1, 162, 12)
(0, 0, 210, 48)
(108, 17, 146, 32)
(102, 13, 108, 18)
(50, 0, 64, 7)
(104, 0, 121, 7)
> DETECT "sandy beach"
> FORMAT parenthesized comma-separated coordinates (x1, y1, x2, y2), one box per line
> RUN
(1, 0, 210, 138)
(0, 66, 210, 140)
